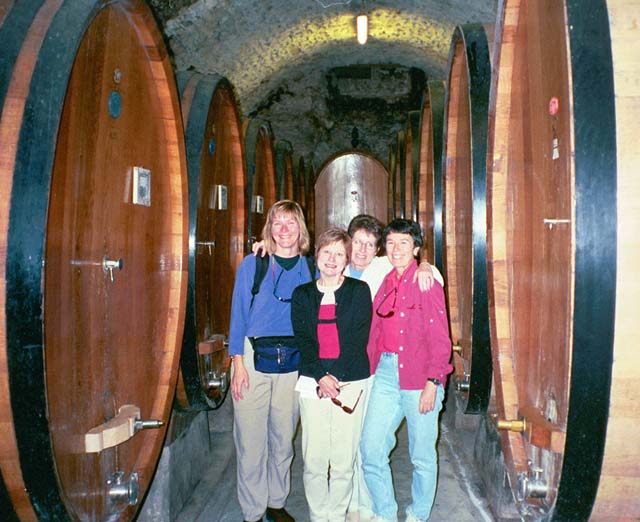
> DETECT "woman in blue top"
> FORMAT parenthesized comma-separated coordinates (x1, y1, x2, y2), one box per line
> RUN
(229, 200, 314, 522)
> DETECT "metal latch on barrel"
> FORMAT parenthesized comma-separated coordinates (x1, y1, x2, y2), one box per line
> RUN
(84, 404, 163, 453)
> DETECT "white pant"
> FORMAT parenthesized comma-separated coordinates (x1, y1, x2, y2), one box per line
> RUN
(299, 379, 369, 522)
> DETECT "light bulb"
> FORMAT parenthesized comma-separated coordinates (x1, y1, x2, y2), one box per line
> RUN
(356, 14, 368, 45)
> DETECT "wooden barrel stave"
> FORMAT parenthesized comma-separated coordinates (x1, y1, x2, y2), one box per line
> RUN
(176, 73, 245, 411)
(442, 24, 493, 414)
(0, 1, 188, 520)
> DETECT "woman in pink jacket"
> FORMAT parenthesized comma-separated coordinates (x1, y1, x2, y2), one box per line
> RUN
(360, 219, 453, 522)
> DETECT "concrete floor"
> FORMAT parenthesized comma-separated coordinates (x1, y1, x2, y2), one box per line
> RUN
(173, 393, 497, 522)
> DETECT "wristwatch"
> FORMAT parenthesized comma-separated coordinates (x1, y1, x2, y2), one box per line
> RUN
(427, 378, 441, 386)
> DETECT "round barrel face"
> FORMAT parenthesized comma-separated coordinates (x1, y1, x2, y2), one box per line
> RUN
(193, 82, 245, 407)
(43, 4, 186, 521)
(315, 153, 388, 235)
(488, 0, 575, 516)
(489, 1, 640, 519)
(444, 35, 474, 386)
(248, 127, 276, 245)
(442, 25, 492, 414)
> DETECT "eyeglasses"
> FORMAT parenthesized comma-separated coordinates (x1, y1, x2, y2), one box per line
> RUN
(332, 389, 363, 414)
(375, 288, 397, 317)
(352, 238, 377, 251)
(272, 259, 302, 303)
(273, 269, 292, 302)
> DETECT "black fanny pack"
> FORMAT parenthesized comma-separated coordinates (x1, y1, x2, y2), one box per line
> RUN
(250, 336, 300, 374)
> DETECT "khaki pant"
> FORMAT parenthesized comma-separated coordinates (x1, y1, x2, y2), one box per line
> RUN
(232, 338, 300, 522)
(299, 379, 369, 522)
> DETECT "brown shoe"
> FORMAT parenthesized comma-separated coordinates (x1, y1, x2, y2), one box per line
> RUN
(265, 507, 294, 522)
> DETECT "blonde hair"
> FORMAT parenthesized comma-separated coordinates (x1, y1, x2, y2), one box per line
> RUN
(315, 227, 351, 266)
(261, 200, 311, 255)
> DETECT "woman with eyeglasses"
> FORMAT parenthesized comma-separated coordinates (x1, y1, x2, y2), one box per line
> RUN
(343, 215, 443, 522)
(290, 227, 373, 522)
(229, 200, 314, 522)
(360, 219, 453, 522)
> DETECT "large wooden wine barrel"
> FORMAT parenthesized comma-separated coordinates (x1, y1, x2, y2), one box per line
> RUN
(387, 144, 397, 223)
(305, 162, 317, 245)
(0, 1, 188, 521)
(294, 156, 307, 213)
(275, 140, 294, 201)
(393, 131, 406, 219)
(404, 119, 418, 223)
(245, 119, 277, 249)
(315, 152, 387, 235)
(487, 1, 640, 519)
(408, 81, 446, 269)
(442, 24, 493, 414)
(175, 73, 245, 411)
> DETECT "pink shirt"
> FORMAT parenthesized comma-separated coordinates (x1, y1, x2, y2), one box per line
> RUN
(318, 304, 340, 359)
(368, 261, 453, 389)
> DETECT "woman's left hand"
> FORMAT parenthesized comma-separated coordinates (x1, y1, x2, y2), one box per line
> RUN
(419, 381, 438, 413)
(317, 374, 341, 399)
(414, 261, 435, 292)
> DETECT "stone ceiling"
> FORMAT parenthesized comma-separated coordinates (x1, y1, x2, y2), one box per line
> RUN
(149, 0, 497, 170)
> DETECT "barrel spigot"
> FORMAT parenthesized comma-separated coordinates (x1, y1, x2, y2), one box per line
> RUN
(103, 256, 123, 282)
(107, 471, 139, 506)
(518, 465, 548, 500)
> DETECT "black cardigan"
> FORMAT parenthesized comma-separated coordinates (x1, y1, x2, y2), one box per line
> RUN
(291, 277, 372, 382)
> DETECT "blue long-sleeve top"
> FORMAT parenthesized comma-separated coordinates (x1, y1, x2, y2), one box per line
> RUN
(228, 254, 314, 356)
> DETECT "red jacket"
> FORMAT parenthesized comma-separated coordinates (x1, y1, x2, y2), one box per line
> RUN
(367, 261, 453, 390)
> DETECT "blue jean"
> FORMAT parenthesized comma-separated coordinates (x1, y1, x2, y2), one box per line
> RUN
(360, 353, 444, 521)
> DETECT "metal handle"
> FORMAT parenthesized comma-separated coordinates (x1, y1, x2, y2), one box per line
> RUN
(197, 241, 216, 255)
(103, 256, 123, 282)
(134, 419, 163, 432)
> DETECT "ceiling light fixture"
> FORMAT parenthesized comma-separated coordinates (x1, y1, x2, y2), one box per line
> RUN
(356, 13, 368, 44)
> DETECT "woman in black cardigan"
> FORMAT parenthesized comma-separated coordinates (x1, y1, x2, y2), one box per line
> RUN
(291, 227, 372, 522)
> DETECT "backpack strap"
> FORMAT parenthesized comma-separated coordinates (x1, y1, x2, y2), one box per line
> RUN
(250, 253, 315, 309)
(250, 254, 270, 309)
(304, 254, 316, 279)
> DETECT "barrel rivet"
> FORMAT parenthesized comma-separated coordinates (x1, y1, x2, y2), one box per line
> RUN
(113, 68, 122, 84)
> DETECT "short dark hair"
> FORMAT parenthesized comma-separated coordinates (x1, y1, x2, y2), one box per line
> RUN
(382, 219, 423, 248)
(347, 214, 384, 248)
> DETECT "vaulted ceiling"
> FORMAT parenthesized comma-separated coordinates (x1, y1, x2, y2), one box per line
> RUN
(149, 0, 497, 169)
